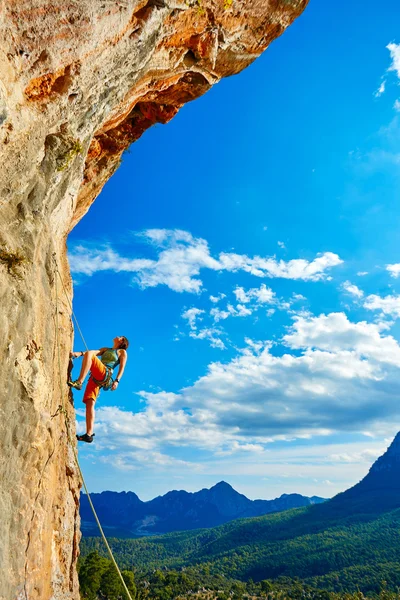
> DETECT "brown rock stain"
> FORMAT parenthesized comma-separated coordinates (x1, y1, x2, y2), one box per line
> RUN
(25, 64, 78, 101)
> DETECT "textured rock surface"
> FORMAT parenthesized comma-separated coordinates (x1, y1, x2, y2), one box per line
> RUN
(0, 1, 308, 598)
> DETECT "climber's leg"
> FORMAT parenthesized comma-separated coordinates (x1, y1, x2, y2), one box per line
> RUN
(69, 351, 102, 389)
(76, 350, 98, 384)
(85, 398, 95, 436)
(76, 359, 104, 441)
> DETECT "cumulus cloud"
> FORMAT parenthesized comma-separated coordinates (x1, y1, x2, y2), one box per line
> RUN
(182, 306, 226, 348)
(210, 303, 239, 322)
(69, 229, 343, 293)
(180, 283, 308, 349)
(341, 280, 364, 298)
(234, 284, 276, 305)
(151, 315, 400, 439)
(82, 312, 400, 478)
(182, 307, 205, 330)
(189, 326, 226, 349)
(283, 312, 400, 366)
(217, 250, 342, 281)
(387, 263, 400, 278)
(210, 293, 226, 303)
(364, 293, 400, 318)
(70, 230, 218, 293)
(387, 42, 400, 79)
(292, 293, 307, 301)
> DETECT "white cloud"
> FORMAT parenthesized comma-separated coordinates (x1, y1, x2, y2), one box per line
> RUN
(182, 307, 205, 330)
(76, 310, 400, 484)
(283, 312, 400, 366)
(236, 304, 253, 317)
(330, 448, 384, 463)
(189, 327, 226, 349)
(206, 284, 277, 328)
(374, 80, 386, 97)
(215, 441, 265, 456)
(277, 241, 286, 249)
(181, 284, 306, 349)
(357, 271, 368, 276)
(123, 312, 400, 459)
(69, 230, 343, 293)
(209, 302, 253, 322)
(70, 230, 219, 293)
(233, 287, 250, 304)
(209, 293, 226, 303)
(394, 99, 400, 112)
(387, 263, 400, 278)
(341, 280, 364, 298)
(210, 303, 238, 322)
(292, 293, 307, 301)
(218, 251, 343, 281)
(99, 450, 198, 472)
(233, 284, 276, 305)
(364, 293, 400, 318)
(387, 42, 400, 79)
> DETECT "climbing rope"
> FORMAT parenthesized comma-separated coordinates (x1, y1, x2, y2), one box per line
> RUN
(53, 255, 134, 600)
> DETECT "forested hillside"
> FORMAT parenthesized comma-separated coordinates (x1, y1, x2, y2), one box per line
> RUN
(80, 435, 400, 596)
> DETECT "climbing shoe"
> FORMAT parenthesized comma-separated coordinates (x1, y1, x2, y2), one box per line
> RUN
(68, 379, 82, 390)
(76, 433, 95, 443)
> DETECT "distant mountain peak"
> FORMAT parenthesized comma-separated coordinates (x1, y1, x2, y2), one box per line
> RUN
(369, 432, 400, 475)
(331, 432, 400, 511)
(210, 481, 235, 491)
(80, 481, 325, 537)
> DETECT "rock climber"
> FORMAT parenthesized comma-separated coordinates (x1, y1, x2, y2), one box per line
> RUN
(68, 336, 129, 443)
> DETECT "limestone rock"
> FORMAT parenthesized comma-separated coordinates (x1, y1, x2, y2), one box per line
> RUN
(0, 0, 308, 598)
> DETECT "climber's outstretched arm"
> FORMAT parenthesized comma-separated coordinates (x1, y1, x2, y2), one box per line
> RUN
(70, 348, 106, 359)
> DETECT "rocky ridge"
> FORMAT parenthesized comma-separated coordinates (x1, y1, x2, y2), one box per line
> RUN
(80, 481, 326, 536)
(0, 1, 308, 598)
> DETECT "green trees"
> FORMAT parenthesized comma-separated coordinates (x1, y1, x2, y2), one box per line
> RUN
(78, 549, 400, 599)
(78, 505, 400, 598)
(78, 551, 136, 600)
(79, 551, 109, 600)
(121, 571, 137, 600)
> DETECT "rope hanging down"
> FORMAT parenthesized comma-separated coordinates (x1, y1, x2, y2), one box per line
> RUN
(53, 256, 134, 600)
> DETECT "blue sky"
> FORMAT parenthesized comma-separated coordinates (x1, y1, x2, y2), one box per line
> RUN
(68, 0, 400, 501)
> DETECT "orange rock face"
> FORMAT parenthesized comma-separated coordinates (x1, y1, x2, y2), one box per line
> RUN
(0, 0, 308, 598)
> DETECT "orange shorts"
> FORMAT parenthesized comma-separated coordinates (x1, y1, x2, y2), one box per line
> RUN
(83, 355, 107, 403)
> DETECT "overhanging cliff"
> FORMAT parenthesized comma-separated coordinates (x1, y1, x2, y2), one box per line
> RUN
(0, 1, 308, 598)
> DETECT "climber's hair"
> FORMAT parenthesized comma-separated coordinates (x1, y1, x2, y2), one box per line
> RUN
(119, 336, 129, 350)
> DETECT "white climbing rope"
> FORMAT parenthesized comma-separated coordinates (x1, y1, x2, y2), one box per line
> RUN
(53, 256, 134, 600)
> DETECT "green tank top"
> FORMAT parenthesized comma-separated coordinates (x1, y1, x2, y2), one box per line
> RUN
(100, 348, 119, 369)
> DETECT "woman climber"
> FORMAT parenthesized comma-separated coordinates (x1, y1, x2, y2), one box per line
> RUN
(68, 336, 129, 443)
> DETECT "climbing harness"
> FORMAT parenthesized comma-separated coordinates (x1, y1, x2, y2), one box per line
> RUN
(52, 255, 134, 600)
(91, 366, 114, 391)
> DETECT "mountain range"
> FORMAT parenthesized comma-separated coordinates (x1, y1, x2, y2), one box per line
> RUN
(81, 433, 400, 594)
(80, 482, 326, 537)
